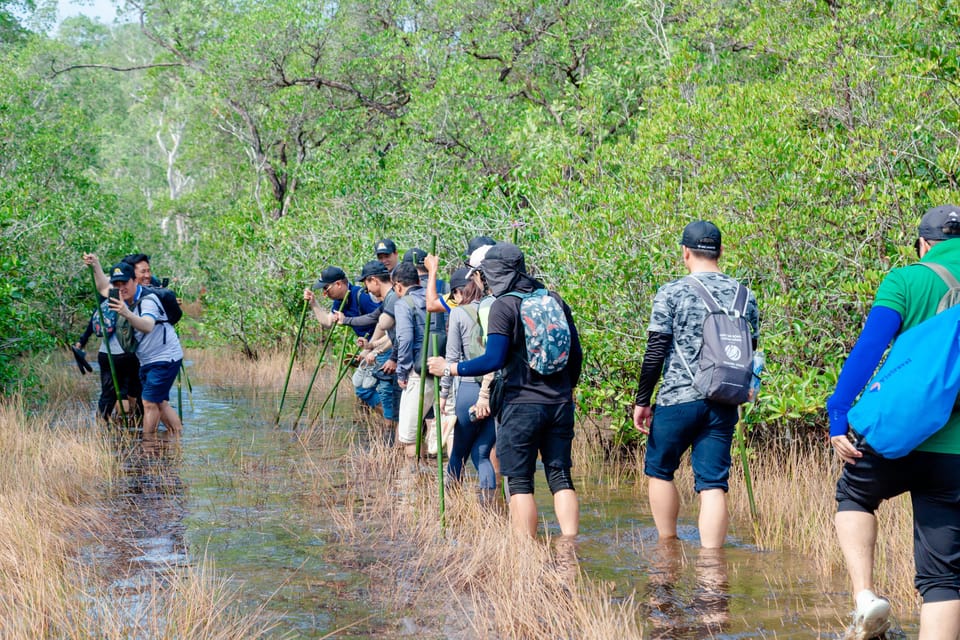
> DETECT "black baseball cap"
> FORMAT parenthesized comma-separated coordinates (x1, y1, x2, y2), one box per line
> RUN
(449, 266, 471, 291)
(108, 262, 135, 283)
(314, 266, 347, 289)
(402, 247, 427, 266)
(374, 238, 397, 255)
(680, 220, 722, 251)
(918, 205, 960, 241)
(358, 260, 389, 280)
(465, 236, 496, 257)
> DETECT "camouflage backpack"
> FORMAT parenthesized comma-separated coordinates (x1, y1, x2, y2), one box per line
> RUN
(503, 288, 571, 376)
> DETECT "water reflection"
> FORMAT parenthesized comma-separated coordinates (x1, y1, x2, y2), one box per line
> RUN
(111, 432, 188, 593)
(643, 539, 730, 638)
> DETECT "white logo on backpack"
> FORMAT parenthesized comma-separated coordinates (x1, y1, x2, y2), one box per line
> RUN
(676, 277, 754, 405)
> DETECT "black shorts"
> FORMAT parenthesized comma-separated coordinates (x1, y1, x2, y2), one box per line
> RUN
(836, 442, 960, 603)
(496, 401, 575, 482)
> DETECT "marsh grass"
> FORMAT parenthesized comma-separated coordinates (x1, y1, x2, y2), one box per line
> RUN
(727, 437, 917, 607)
(0, 388, 277, 639)
(308, 436, 645, 639)
(194, 349, 922, 629)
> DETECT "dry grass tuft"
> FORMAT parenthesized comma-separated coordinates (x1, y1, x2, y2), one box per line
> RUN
(0, 392, 277, 639)
(303, 436, 645, 639)
(728, 437, 917, 606)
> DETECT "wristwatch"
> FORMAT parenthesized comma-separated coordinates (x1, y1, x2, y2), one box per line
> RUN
(442, 365, 451, 377)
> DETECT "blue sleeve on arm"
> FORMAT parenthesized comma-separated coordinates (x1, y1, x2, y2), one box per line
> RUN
(457, 334, 509, 377)
(826, 305, 902, 437)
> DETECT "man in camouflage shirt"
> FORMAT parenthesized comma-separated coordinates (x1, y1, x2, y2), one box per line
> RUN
(633, 221, 759, 548)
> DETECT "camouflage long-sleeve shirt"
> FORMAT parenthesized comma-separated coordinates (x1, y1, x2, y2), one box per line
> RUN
(648, 271, 760, 406)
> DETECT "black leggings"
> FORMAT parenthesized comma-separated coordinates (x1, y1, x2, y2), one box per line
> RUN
(97, 351, 142, 420)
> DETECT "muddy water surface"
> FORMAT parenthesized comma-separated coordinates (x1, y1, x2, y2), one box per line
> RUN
(89, 373, 918, 639)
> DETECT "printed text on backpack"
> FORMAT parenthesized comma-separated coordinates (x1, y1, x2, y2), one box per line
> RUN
(676, 277, 754, 405)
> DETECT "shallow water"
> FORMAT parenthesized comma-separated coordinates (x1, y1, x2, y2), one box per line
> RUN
(84, 369, 918, 638)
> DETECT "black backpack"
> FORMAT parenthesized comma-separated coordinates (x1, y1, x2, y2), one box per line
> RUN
(140, 286, 183, 325)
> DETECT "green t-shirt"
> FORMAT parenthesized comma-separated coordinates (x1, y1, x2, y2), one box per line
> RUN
(872, 239, 960, 453)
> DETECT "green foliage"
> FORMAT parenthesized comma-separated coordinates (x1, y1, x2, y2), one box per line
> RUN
(4, 0, 960, 446)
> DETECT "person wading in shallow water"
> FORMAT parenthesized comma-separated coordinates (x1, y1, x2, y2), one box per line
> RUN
(632, 221, 759, 549)
(827, 205, 960, 640)
(428, 242, 583, 539)
(85, 255, 184, 439)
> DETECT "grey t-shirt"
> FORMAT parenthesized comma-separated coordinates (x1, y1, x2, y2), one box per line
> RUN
(648, 272, 759, 406)
(381, 288, 398, 347)
(134, 293, 183, 366)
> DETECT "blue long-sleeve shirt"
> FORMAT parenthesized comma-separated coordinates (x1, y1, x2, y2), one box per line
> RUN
(826, 305, 902, 437)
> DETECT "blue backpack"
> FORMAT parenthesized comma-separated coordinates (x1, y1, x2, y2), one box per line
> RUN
(504, 288, 571, 376)
(848, 262, 960, 458)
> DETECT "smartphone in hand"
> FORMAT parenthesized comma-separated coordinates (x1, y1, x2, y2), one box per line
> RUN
(108, 288, 120, 303)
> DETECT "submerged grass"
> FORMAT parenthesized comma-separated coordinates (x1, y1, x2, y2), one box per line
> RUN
(728, 436, 917, 607)
(305, 435, 645, 638)
(0, 384, 277, 639)
(176, 349, 923, 633)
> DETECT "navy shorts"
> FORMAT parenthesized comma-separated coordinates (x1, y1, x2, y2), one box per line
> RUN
(140, 359, 182, 403)
(644, 399, 739, 492)
(836, 440, 960, 603)
(497, 401, 575, 485)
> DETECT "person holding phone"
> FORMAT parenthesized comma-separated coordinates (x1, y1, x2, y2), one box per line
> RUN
(106, 260, 184, 439)
(81, 256, 142, 424)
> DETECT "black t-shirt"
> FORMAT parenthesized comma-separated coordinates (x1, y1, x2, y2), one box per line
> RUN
(485, 291, 582, 405)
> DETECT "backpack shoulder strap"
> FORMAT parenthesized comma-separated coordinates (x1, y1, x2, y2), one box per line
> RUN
(684, 276, 723, 313)
(733, 283, 749, 315)
(461, 302, 479, 324)
(921, 262, 960, 290)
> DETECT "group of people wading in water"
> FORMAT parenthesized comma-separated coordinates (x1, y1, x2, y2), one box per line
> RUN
(76, 208, 960, 638)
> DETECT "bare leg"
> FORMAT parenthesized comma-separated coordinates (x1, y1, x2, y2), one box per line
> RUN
(919, 600, 960, 640)
(158, 400, 182, 435)
(698, 488, 728, 548)
(142, 400, 162, 437)
(648, 477, 680, 540)
(508, 493, 538, 538)
(835, 510, 877, 595)
(554, 489, 579, 536)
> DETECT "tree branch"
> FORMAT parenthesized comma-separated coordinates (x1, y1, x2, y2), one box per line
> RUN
(51, 61, 184, 76)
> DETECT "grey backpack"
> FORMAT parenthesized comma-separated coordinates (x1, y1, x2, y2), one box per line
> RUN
(922, 262, 960, 312)
(676, 277, 754, 405)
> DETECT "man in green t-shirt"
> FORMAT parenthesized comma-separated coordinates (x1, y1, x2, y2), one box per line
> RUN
(827, 204, 960, 639)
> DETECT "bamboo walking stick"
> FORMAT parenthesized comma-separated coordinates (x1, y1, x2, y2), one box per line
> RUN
(89, 265, 127, 425)
(292, 329, 335, 431)
(308, 329, 351, 425)
(275, 298, 309, 425)
(414, 235, 438, 459)
(432, 334, 446, 531)
(180, 361, 194, 411)
(177, 367, 183, 422)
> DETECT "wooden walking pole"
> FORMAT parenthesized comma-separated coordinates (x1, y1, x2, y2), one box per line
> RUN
(89, 265, 126, 425)
(275, 298, 310, 425)
(292, 329, 335, 431)
(415, 235, 438, 459)
(432, 334, 446, 531)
